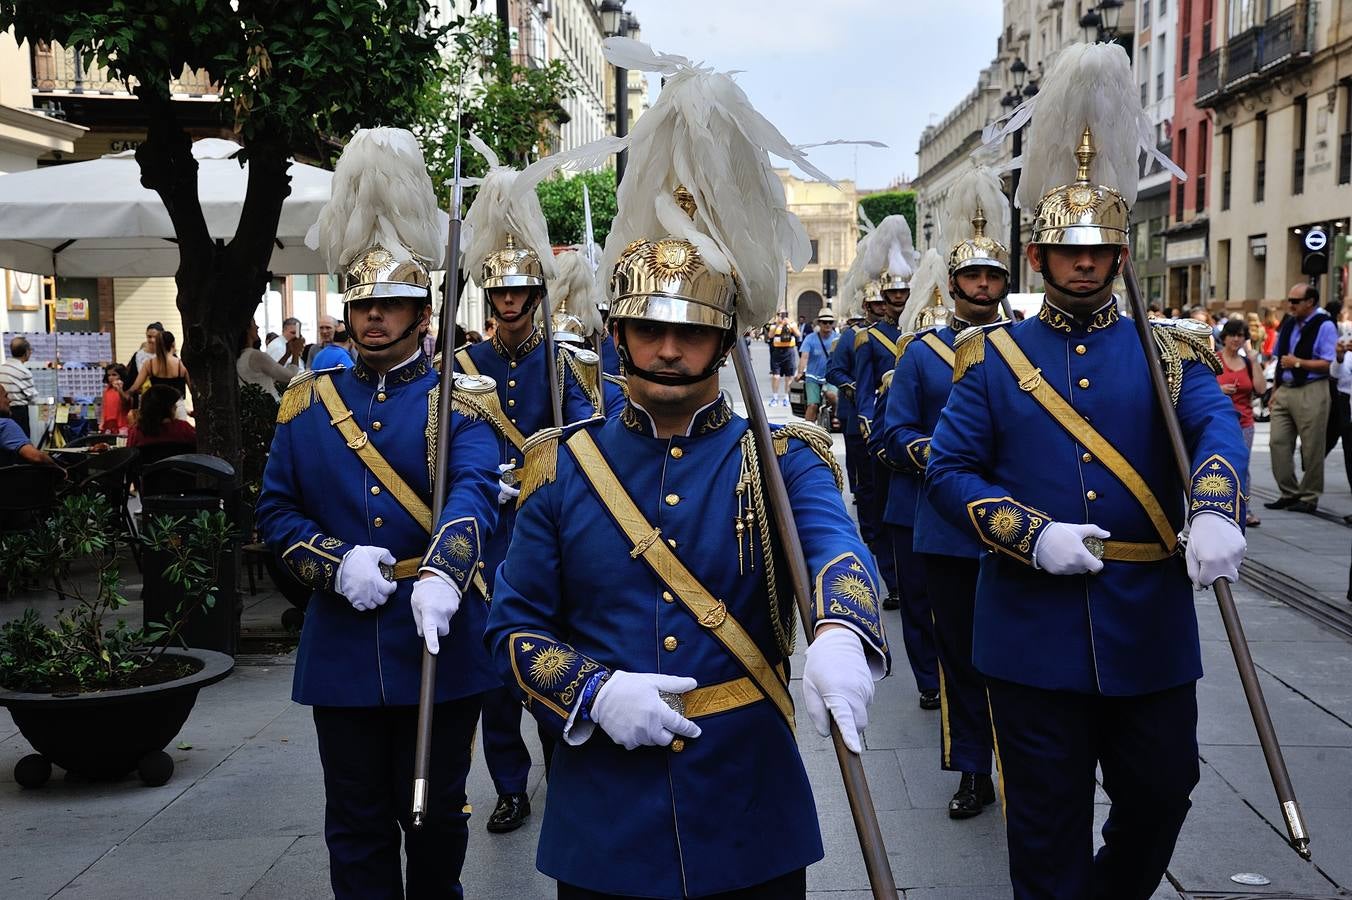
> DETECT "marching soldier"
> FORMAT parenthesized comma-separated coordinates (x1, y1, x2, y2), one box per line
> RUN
(874, 165, 1011, 819)
(458, 151, 618, 834)
(826, 294, 872, 505)
(257, 128, 501, 898)
(485, 39, 888, 899)
(927, 43, 1248, 896)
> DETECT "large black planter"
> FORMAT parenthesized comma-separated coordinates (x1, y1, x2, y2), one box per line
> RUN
(0, 648, 234, 787)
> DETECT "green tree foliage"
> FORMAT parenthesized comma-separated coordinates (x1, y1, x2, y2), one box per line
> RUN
(860, 191, 917, 238)
(0, 0, 459, 464)
(536, 170, 617, 248)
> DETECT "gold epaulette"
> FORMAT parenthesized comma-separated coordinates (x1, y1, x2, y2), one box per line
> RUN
(602, 372, 630, 400)
(896, 332, 916, 359)
(559, 344, 603, 412)
(277, 370, 325, 424)
(517, 426, 563, 508)
(772, 421, 844, 491)
(854, 328, 871, 350)
(1151, 319, 1222, 406)
(952, 326, 989, 383)
(430, 374, 500, 425)
(878, 369, 894, 396)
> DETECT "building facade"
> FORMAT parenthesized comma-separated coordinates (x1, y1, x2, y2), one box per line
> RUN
(777, 169, 858, 322)
(1134, 0, 1178, 312)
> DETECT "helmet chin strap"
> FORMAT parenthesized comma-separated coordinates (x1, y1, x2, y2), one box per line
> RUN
(614, 322, 734, 386)
(950, 278, 1009, 308)
(1037, 247, 1123, 300)
(345, 302, 429, 352)
(486, 289, 544, 329)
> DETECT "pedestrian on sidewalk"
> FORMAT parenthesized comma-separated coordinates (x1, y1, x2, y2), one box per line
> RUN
(796, 309, 838, 425)
(0, 336, 37, 438)
(1217, 319, 1264, 527)
(1331, 335, 1352, 525)
(1266, 283, 1337, 514)
(766, 310, 800, 407)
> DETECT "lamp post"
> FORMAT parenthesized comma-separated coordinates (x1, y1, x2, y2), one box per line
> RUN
(922, 210, 934, 249)
(1081, 0, 1123, 43)
(602, 1, 636, 183)
(1004, 57, 1028, 291)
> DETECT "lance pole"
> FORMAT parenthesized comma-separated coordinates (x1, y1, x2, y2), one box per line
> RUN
(729, 336, 898, 898)
(1121, 253, 1310, 859)
(540, 284, 565, 428)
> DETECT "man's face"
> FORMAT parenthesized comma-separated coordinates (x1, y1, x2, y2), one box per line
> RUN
(318, 317, 336, 343)
(952, 266, 1008, 322)
(879, 289, 909, 322)
(816, 318, 835, 334)
(1029, 244, 1118, 312)
(283, 322, 299, 341)
(489, 287, 534, 325)
(1287, 285, 1316, 317)
(620, 320, 723, 407)
(347, 298, 426, 360)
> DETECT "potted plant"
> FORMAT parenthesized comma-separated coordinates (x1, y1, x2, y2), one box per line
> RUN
(0, 492, 235, 788)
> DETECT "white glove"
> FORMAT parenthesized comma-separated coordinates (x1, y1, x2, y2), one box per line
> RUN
(336, 545, 396, 611)
(497, 462, 521, 506)
(1032, 522, 1110, 575)
(1186, 513, 1247, 590)
(410, 574, 462, 654)
(803, 627, 874, 753)
(590, 671, 702, 751)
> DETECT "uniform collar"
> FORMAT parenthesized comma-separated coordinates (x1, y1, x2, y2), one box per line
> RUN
(620, 393, 734, 439)
(492, 328, 544, 362)
(352, 349, 429, 386)
(1037, 298, 1119, 335)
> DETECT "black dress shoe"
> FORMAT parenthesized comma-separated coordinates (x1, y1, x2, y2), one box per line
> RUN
(1289, 501, 1318, 514)
(918, 689, 941, 710)
(486, 792, 531, 833)
(1264, 496, 1298, 510)
(948, 772, 996, 819)
(882, 592, 900, 611)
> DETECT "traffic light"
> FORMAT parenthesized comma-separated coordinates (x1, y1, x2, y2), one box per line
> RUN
(1302, 227, 1329, 276)
(822, 268, 838, 299)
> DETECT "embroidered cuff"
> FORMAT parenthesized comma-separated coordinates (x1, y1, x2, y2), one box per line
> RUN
(904, 437, 932, 472)
(1189, 454, 1243, 526)
(967, 497, 1054, 565)
(421, 516, 483, 592)
(508, 632, 608, 731)
(282, 534, 352, 592)
(813, 552, 888, 659)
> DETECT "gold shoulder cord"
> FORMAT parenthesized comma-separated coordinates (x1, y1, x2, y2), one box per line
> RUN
(737, 431, 792, 656)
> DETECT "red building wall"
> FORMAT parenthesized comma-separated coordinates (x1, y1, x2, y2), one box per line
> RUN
(1172, 0, 1215, 222)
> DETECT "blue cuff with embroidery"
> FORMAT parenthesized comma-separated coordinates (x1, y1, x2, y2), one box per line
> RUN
(421, 516, 483, 592)
(282, 533, 353, 592)
(904, 437, 931, 473)
(966, 496, 1054, 566)
(508, 631, 608, 731)
(813, 552, 888, 659)
(1189, 454, 1244, 526)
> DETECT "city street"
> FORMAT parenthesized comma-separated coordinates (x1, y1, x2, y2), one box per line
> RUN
(1, 340, 1349, 899)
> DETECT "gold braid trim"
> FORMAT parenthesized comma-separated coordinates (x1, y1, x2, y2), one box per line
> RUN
(562, 348, 604, 414)
(603, 372, 630, 400)
(276, 370, 321, 424)
(854, 328, 870, 350)
(772, 421, 844, 492)
(740, 431, 793, 656)
(952, 328, 987, 383)
(878, 369, 894, 397)
(517, 426, 563, 508)
(895, 332, 917, 359)
(426, 386, 439, 487)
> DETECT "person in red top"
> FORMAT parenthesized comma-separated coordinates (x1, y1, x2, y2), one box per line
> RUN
(101, 364, 131, 434)
(128, 384, 197, 448)
(1218, 318, 1264, 526)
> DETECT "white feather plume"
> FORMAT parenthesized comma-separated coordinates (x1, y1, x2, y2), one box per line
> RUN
(993, 42, 1185, 210)
(858, 203, 876, 236)
(900, 249, 952, 333)
(306, 127, 446, 270)
(549, 249, 604, 335)
(840, 214, 916, 315)
(939, 163, 1010, 263)
(598, 37, 835, 327)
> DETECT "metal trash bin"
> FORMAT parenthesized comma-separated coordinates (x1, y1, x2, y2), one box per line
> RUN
(140, 454, 242, 656)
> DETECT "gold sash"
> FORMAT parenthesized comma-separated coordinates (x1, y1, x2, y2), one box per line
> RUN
(920, 332, 956, 369)
(565, 430, 795, 728)
(455, 348, 529, 451)
(683, 676, 763, 719)
(986, 329, 1177, 552)
(868, 326, 901, 359)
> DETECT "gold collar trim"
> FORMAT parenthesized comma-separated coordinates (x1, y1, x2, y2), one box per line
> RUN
(1037, 299, 1119, 334)
(492, 328, 544, 362)
(620, 394, 734, 438)
(352, 352, 430, 385)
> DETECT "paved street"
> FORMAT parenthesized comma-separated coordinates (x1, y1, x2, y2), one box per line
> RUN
(2, 341, 1351, 898)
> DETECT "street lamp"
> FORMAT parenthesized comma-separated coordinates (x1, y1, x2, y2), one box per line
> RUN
(1081, 0, 1123, 42)
(600, 0, 624, 36)
(922, 211, 934, 248)
(603, 1, 636, 183)
(1002, 58, 1029, 291)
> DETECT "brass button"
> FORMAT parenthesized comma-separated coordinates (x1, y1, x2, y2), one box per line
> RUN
(663, 636, 678, 651)
(662, 591, 674, 603)
(377, 391, 387, 402)
(478, 560, 486, 568)
(510, 361, 517, 368)
(508, 379, 516, 388)
(1086, 491, 1098, 501)
(668, 538, 677, 548)
(1078, 378, 1090, 389)
(508, 458, 518, 467)
(671, 738, 685, 753)
(1082, 452, 1092, 463)
(665, 493, 680, 506)
(372, 421, 383, 431)
(670, 447, 684, 459)
(371, 485, 381, 495)
(1075, 344, 1087, 355)
(508, 399, 516, 408)
(510, 417, 518, 424)
(374, 517, 384, 527)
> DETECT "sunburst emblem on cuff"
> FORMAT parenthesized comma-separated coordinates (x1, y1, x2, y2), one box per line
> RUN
(297, 559, 320, 584)
(529, 646, 578, 689)
(989, 504, 1024, 543)
(831, 573, 877, 614)
(446, 533, 475, 561)
(1194, 472, 1233, 497)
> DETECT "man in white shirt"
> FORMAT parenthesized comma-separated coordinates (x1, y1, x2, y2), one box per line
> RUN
(266, 317, 306, 370)
(0, 337, 37, 437)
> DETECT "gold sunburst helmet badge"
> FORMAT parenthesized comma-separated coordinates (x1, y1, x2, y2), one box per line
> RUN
(1030, 127, 1130, 247)
(342, 242, 433, 303)
(947, 205, 1011, 276)
(481, 233, 545, 289)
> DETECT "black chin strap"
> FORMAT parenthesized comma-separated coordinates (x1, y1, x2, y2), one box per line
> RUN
(950, 280, 1008, 307)
(486, 290, 544, 328)
(614, 323, 734, 386)
(345, 307, 427, 352)
(1038, 248, 1123, 299)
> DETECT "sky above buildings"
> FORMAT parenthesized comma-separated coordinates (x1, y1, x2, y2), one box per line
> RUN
(624, 0, 1003, 191)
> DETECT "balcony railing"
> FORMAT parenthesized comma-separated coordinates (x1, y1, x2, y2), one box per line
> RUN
(32, 44, 217, 97)
(1226, 27, 1263, 88)
(1197, 49, 1222, 104)
(1195, 2, 1312, 109)
(1340, 133, 1352, 185)
(1261, 4, 1310, 74)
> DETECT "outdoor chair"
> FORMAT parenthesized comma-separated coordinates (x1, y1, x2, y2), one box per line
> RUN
(71, 447, 141, 568)
(0, 464, 65, 535)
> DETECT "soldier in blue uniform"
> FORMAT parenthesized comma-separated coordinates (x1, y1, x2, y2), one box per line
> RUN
(458, 159, 618, 834)
(256, 128, 502, 899)
(826, 301, 870, 501)
(927, 44, 1249, 897)
(485, 43, 888, 899)
(875, 167, 1010, 819)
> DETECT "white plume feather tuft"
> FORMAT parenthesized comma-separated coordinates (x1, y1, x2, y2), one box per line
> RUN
(858, 203, 876, 236)
(307, 127, 445, 270)
(549, 249, 604, 335)
(839, 215, 916, 315)
(461, 144, 559, 284)
(599, 39, 836, 327)
(900, 249, 952, 333)
(939, 164, 1010, 262)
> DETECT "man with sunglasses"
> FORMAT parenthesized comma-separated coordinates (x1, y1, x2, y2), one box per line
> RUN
(1266, 283, 1338, 513)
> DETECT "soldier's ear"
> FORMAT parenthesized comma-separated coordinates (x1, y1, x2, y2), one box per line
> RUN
(1025, 243, 1044, 274)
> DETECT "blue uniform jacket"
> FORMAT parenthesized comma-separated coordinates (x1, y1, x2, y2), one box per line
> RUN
(256, 352, 501, 707)
(826, 323, 862, 435)
(875, 325, 982, 556)
(485, 396, 889, 898)
(927, 302, 1248, 696)
(866, 336, 918, 529)
(854, 319, 905, 433)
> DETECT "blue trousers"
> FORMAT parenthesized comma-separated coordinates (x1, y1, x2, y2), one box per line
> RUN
(867, 460, 898, 595)
(922, 553, 991, 774)
(842, 431, 866, 502)
(312, 696, 481, 900)
(986, 679, 1199, 899)
(885, 524, 936, 692)
(482, 682, 556, 795)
